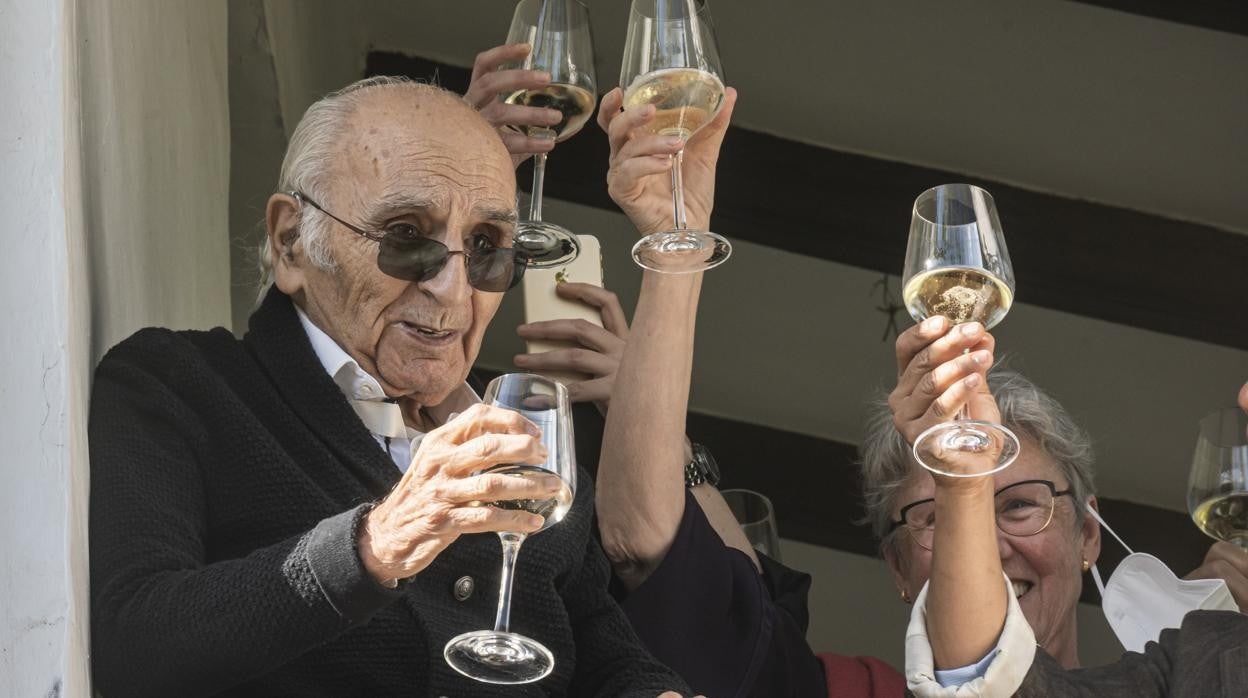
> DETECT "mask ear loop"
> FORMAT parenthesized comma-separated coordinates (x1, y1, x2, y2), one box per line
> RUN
(1083, 502, 1135, 599)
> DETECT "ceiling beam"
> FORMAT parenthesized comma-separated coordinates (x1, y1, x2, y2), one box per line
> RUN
(368, 51, 1248, 351)
(1067, 0, 1248, 38)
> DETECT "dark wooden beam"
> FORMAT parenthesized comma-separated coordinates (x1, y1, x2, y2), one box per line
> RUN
(367, 51, 1248, 351)
(1067, 0, 1248, 38)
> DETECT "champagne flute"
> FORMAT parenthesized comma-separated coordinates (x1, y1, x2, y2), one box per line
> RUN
(901, 183, 1020, 478)
(444, 373, 577, 684)
(619, 0, 731, 273)
(1188, 408, 1248, 550)
(502, 0, 597, 268)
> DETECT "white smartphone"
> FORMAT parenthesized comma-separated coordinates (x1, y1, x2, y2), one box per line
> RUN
(521, 235, 605, 385)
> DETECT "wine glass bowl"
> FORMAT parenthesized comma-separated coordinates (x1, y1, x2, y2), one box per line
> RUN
(1188, 408, 1248, 550)
(901, 184, 1019, 478)
(619, 0, 731, 273)
(444, 373, 577, 684)
(501, 0, 596, 269)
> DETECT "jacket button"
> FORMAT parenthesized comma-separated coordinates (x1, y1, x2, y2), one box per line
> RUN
(453, 575, 474, 601)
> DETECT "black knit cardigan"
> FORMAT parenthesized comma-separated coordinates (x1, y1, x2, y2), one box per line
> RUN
(88, 288, 686, 697)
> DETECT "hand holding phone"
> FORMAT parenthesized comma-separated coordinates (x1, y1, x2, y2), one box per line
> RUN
(516, 236, 629, 409)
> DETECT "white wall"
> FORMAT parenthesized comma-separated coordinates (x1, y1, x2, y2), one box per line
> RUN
(79, 1, 232, 358)
(1, 1, 91, 694)
(0, 1, 231, 695)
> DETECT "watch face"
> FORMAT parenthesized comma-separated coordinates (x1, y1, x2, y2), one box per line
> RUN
(693, 444, 720, 486)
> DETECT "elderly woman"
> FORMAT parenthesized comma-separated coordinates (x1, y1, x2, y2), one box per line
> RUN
(865, 317, 1248, 689)
(915, 378, 1248, 696)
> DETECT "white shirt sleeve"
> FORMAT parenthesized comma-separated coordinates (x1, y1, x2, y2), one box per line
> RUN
(905, 572, 1037, 698)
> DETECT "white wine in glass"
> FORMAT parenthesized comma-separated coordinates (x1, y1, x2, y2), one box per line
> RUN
(1188, 408, 1248, 550)
(619, 0, 730, 273)
(444, 374, 577, 685)
(501, 0, 596, 268)
(901, 183, 1020, 478)
(503, 83, 596, 142)
(622, 67, 724, 139)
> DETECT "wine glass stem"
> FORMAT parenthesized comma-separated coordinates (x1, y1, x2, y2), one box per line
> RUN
(669, 149, 688, 231)
(955, 347, 972, 421)
(492, 531, 527, 634)
(529, 152, 548, 222)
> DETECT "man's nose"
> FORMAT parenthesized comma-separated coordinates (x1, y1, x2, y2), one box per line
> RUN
(419, 250, 473, 305)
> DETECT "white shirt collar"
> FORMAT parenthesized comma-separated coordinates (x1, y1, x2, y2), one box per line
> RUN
(293, 304, 480, 428)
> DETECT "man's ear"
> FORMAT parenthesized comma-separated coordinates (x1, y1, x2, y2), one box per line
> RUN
(265, 193, 305, 296)
(1081, 495, 1103, 569)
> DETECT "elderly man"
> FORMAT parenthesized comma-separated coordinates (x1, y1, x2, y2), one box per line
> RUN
(88, 78, 689, 697)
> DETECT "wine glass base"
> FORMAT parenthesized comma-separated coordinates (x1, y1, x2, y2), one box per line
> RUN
(514, 221, 581, 268)
(444, 630, 554, 685)
(912, 420, 1020, 478)
(632, 230, 731, 274)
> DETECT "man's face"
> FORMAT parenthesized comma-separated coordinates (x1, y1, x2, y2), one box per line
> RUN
(279, 91, 516, 407)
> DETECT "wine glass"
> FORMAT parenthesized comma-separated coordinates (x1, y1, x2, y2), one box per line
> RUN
(1187, 407, 1248, 550)
(501, 0, 597, 268)
(721, 489, 782, 562)
(444, 373, 577, 684)
(619, 0, 731, 273)
(901, 183, 1020, 478)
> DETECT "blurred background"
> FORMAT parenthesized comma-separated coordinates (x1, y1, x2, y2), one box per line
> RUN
(3, 1, 1246, 694)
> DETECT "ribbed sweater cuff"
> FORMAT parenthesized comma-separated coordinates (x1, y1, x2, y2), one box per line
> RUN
(306, 504, 405, 624)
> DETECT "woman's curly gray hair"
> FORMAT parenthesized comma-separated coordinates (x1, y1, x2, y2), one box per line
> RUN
(860, 366, 1097, 555)
(256, 76, 446, 301)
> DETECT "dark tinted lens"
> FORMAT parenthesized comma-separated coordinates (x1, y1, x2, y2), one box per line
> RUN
(377, 234, 447, 282)
(467, 248, 526, 292)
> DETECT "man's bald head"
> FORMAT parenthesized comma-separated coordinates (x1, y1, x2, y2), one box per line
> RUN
(261, 78, 511, 286)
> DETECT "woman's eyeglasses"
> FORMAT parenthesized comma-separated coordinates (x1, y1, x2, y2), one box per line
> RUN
(290, 192, 529, 293)
(889, 479, 1074, 551)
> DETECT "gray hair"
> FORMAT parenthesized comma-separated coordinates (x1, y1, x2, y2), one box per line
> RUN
(860, 366, 1096, 554)
(256, 76, 452, 300)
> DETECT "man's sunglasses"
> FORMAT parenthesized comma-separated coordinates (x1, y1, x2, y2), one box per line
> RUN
(290, 192, 529, 292)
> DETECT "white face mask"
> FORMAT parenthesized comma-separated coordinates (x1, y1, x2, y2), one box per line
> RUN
(1086, 506, 1238, 653)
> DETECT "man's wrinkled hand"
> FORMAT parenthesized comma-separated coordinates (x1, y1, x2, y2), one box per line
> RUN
(358, 404, 562, 585)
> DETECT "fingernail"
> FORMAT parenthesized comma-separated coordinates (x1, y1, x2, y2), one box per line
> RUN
(961, 322, 982, 336)
(970, 350, 989, 365)
(543, 475, 562, 491)
(664, 136, 684, 148)
(513, 354, 529, 364)
(922, 317, 944, 333)
(965, 374, 982, 388)
(535, 71, 551, 82)
(526, 422, 542, 437)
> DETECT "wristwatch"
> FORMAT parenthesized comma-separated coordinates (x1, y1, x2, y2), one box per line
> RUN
(684, 442, 721, 488)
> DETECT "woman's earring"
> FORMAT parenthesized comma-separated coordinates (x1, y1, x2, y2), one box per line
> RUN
(1082, 558, 1091, 572)
(900, 589, 912, 604)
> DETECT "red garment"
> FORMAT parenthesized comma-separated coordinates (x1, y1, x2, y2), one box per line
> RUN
(818, 653, 906, 697)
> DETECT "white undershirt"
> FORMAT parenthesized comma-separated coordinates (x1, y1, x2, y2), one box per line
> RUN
(294, 305, 480, 472)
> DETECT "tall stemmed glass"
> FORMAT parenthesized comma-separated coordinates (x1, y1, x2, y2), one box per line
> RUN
(444, 373, 577, 684)
(502, 0, 596, 268)
(901, 184, 1020, 478)
(1188, 408, 1248, 550)
(620, 0, 731, 273)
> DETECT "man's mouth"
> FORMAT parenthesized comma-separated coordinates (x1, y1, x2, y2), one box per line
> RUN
(1010, 579, 1034, 600)
(398, 321, 459, 344)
